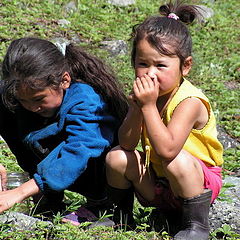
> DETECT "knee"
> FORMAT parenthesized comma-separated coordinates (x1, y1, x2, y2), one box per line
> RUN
(163, 150, 195, 176)
(106, 146, 142, 178)
(105, 146, 128, 171)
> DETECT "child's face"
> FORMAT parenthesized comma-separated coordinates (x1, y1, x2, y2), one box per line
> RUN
(16, 73, 71, 118)
(134, 39, 191, 97)
(16, 86, 64, 118)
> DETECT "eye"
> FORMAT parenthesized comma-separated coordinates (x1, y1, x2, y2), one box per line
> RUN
(18, 99, 26, 104)
(156, 64, 166, 68)
(137, 62, 148, 67)
(32, 97, 45, 103)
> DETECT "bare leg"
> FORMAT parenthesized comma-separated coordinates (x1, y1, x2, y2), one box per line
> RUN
(162, 149, 205, 199)
(106, 145, 156, 202)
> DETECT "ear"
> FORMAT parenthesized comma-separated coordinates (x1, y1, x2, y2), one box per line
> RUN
(61, 72, 71, 90)
(182, 56, 192, 76)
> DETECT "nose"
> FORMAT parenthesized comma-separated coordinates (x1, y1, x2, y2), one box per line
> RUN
(147, 66, 158, 79)
(24, 103, 41, 113)
(31, 106, 41, 113)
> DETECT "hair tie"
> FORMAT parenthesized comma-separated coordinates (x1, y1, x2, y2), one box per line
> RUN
(168, 13, 179, 20)
(54, 42, 67, 56)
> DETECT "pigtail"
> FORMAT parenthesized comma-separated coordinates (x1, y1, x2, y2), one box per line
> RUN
(159, 0, 202, 24)
(65, 44, 128, 122)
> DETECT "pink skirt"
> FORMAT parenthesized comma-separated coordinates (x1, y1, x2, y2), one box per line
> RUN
(136, 159, 222, 211)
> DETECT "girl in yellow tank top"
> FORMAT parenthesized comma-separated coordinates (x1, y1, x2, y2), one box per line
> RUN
(105, 1, 223, 239)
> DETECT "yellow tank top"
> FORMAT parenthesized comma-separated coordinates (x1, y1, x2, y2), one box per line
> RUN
(141, 79, 224, 177)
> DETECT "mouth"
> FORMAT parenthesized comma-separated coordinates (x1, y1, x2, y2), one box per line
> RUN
(37, 110, 48, 117)
(37, 110, 56, 118)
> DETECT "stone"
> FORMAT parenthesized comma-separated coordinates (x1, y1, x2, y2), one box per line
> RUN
(64, 1, 77, 14)
(217, 126, 240, 149)
(209, 176, 240, 234)
(57, 19, 71, 27)
(100, 40, 128, 56)
(108, 0, 135, 7)
(0, 211, 53, 231)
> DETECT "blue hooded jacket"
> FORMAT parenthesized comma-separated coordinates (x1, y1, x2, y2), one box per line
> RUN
(0, 82, 119, 192)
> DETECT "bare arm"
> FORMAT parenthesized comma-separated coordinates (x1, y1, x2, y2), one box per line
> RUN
(0, 178, 40, 213)
(118, 94, 143, 150)
(142, 98, 206, 160)
(134, 75, 208, 161)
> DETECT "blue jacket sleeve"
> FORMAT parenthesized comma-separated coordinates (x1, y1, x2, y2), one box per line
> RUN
(33, 87, 117, 192)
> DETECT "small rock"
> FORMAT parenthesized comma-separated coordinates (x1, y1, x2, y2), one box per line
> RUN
(100, 40, 128, 56)
(64, 1, 77, 14)
(0, 211, 53, 231)
(57, 19, 71, 27)
(209, 176, 240, 234)
(108, 0, 135, 7)
(70, 34, 82, 44)
(217, 126, 240, 149)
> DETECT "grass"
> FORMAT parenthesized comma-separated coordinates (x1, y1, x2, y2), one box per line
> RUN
(0, 0, 239, 239)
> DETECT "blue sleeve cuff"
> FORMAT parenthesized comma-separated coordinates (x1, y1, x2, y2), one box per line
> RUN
(33, 173, 44, 192)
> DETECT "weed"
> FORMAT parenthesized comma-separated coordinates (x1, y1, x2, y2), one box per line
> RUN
(211, 224, 240, 240)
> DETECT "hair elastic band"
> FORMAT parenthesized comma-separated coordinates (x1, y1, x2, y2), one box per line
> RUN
(168, 13, 179, 20)
(54, 42, 67, 56)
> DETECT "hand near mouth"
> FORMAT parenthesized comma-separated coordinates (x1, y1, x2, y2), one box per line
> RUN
(133, 74, 159, 108)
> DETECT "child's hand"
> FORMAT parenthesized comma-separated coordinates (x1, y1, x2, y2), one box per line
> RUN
(133, 74, 159, 108)
(0, 164, 7, 191)
(0, 188, 24, 213)
(0, 179, 40, 213)
(128, 91, 140, 109)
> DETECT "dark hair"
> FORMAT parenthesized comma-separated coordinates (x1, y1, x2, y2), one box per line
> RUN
(131, 0, 201, 70)
(1, 37, 128, 121)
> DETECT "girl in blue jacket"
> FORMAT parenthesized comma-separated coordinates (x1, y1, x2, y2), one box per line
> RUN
(0, 37, 128, 224)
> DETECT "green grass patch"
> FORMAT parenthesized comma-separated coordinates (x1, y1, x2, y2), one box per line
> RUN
(0, 0, 239, 239)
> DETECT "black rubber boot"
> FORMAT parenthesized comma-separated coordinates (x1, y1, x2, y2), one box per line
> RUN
(32, 191, 66, 218)
(174, 189, 212, 240)
(84, 196, 113, 218)
(149, 208, 182, 235)
(106, 185, 136, 230)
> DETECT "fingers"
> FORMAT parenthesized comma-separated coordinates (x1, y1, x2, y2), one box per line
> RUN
(0, 189, 19, 213)
(135, 74, 157, 90)
(128, 93, 135, 101)
(140, 75, 152, 89)
(128, 93, 137, 106)
(134, 76, 148, 95)
(0, 165, 7, 191)
(152, 75, 160, 89)
(132, 74, 160, 107)
(143, 74, 159, 89)
(0, 199, 10, 213)
(134, 74, 158, 95)
(133, 78, 140, 95)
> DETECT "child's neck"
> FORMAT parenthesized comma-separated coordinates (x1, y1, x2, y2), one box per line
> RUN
(157, 86, 179, 117)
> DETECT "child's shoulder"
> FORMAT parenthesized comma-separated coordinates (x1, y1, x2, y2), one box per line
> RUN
(70, 82, 100, 98)
(71, 82, 95, 92)
(167, 79, 210, 113)
(66, 82, 102, 106)
(59, 82, 104, 117)
(179, 79, 208, 100)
